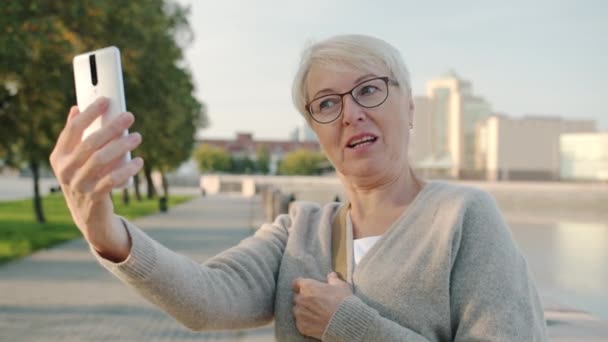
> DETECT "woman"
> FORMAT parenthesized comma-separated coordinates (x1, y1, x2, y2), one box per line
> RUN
(49, 35, 548, 341)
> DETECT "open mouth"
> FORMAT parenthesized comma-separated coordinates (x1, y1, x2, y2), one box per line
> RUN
(347, 136, 378, 149)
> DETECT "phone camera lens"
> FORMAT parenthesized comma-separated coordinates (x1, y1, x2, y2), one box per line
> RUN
(89, 54, 98, 86)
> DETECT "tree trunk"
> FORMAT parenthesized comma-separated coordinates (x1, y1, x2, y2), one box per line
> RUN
(133, 173, 142, 201)
(30, 159, 46, 223)
(161, 172, 169, 198)
(122, 188, 130, 205)
(158, 171, 170, 213)
(144, 164, 157, 199)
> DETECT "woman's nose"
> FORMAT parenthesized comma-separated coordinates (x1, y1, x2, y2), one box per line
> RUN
(341, 95, 366, 125)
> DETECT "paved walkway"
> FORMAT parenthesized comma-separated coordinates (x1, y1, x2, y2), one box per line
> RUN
(1, 193, 607, 341)
(0, 176, 58, 201)
(0, 194, 273, 341)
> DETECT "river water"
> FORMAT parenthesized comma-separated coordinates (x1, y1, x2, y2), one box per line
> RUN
(510, 219, 608, 319)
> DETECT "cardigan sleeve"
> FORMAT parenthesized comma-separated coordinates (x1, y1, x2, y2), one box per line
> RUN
(448, 189, 549, 341)
(90, 212, 291, 331)
(322, 295, 432, 341)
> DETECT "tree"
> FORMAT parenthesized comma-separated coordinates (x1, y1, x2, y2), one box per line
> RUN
(152, 67, 204, 198)
(230, 156, 256, 174)
(278, 149, 327, 175)
(0, 1, 207, 221)
(193, 144, 232, 173)
(0, 2, 85, 222)
(0, 83, 16, 165)
(256, 144, 270, 174)
(102, 1, 205, 200)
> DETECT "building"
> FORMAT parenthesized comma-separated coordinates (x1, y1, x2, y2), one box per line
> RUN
(560, 132, 608, 182)
(476, 115, 596, 181)
(289, 121, 318, 143)
(411, 71, 492, 178)
(409, 96, 433, 164)
(200, 132, 320, 174)
(298, 122, 318, 142)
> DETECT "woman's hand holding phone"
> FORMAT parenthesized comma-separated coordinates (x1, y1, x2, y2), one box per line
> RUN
(49, 97, 143, 262)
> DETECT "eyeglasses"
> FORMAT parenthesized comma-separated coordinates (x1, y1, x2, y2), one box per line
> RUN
(306, 76, 398, 124)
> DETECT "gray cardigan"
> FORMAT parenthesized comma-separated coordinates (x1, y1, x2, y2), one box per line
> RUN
(92, 181, 548, 341)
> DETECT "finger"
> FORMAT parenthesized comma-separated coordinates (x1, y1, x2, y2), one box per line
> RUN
(93, 157, 143, 195)
(65, 112, 134, 175)
(67, 106, 79, 121)
(71, 132, 141, 191)
(93, 149, 134, 182)
(293, 293, 301, 306)
(327, 272, 345, 285)
(51, 106, 81, 164)
(292, 306, 303, 332)
(293, 278, 317, 293)
(80, 131, 141, 183)
(292, 305, 312, 323)
(292, 304, 297, 317)
(292, 278, 302, 293)
(97, 151, 131, 179)
(293, 293, 313, 312)
(292, 305, 316, 335)
(294, 292, 320, 313)
(62, 97, 109, 147)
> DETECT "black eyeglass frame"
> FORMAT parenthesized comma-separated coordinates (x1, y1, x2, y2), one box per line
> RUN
(305, 76, 399, 124)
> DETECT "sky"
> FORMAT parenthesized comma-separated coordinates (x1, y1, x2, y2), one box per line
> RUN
(176, 0, 607, 139)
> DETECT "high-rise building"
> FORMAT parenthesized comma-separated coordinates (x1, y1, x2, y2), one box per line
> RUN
(409, 96, 433, 164)
(289, 121, 318, 143)
(477, 115, 596, 181)
(560, 132, 608, 181)
(411, 71, 492, 178)
(298, 122, 318, 142)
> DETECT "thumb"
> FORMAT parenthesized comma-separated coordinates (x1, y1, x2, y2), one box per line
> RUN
(327, 272, 344, 285)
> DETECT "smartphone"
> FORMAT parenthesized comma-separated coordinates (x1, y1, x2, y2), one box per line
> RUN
(73, 46, 132, 188)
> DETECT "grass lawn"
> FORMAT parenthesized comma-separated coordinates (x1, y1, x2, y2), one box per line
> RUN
(0, 192, 193, 264)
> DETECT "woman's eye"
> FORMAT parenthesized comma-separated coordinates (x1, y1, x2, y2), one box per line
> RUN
(320, 99, 337, 109)
(359, 85, 378, 96)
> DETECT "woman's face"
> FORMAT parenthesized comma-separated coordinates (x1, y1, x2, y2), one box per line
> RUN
(305, 65, 414, 182)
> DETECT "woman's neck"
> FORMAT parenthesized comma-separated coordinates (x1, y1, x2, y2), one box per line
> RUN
(340, 166, 424, 238)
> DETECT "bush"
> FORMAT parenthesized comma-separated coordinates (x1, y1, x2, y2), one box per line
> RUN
(278, 149, 328, 175)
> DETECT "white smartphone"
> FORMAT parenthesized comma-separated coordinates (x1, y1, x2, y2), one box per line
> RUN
(73, 46, 132, 189)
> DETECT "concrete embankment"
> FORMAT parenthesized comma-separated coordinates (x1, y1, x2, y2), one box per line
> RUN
(201, 175, 608, 224)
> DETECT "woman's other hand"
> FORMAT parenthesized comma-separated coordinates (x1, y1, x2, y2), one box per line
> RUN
(49, 97, 143, 262)
(292, 272, 353, 339)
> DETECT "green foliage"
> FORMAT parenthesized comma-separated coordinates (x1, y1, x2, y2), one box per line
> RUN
(278, 149, 328, 175)
(193, 143, 274, 174)
(0, 192, 192, 264)
(256, 144, 270, 174)
(193, 144, 232, 173)
(0, 1, 82, 168)
(0, 1, 207, 220)
(193, 143, 279, 174)
(230, 156, 257, 174)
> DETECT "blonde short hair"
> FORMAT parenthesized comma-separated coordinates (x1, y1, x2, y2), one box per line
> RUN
(292, 34, 411, 118)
